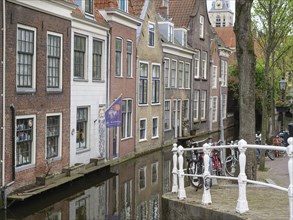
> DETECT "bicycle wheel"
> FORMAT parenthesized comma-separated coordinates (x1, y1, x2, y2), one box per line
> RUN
(187, 160, 203, 190)
(216, 158, 222, 176)
(225, 155, 238, 177)
(266, 150, 275, 160)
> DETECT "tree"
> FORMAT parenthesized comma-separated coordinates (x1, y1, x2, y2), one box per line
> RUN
(234, 0, 257, 180)
(252, 0, 293, 170)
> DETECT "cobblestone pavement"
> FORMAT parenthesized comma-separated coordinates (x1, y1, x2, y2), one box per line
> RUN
(165, 156, 291, 220)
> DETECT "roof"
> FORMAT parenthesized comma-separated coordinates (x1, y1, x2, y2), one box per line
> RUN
(154, 0, 197, 28)
(94, 0, 136, 16)
(131, 0, 146, 17)
(214, 26, 236, 49)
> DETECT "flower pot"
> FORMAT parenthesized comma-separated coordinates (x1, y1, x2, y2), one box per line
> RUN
(276, 106, 289, 112)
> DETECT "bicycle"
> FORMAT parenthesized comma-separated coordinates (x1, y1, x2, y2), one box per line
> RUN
(186, 138, 210, 191)
(210, 140, 223, 176)
(225, 140, 239, 177)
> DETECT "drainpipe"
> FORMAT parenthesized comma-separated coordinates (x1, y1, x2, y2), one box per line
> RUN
(10, 105, 15, 180)
(106, 29, 111, 160)
(2, 0, 6, 190)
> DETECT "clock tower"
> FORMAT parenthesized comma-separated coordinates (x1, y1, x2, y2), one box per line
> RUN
(208, 0, 234, 27)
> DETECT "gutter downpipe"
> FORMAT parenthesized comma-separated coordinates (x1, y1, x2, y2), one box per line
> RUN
(2, 0, 6, 192)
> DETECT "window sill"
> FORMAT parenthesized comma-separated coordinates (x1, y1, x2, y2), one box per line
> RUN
(47, 88, 62, 94)
(73, 78, 88, 82)
(151, 136, 159, 140)
(138, 103, 148, 107)
(16, 88, 36, 94)
(15, 163, 35, 172)
(76, 148, 90, 154)
(121, 136, 133, 141)
(139, 139, 147, 143)
(151, 103, 161, 106)
(92, 79, 105, 83)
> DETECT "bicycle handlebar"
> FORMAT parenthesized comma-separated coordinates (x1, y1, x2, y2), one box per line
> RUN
(188, 137, 212, 147)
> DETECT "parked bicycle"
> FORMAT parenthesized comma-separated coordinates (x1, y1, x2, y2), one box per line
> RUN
(255, 132, 275, 161)
(186, 138, 210, 191)
(210, 140, 223, 176)
(225, 140, 239, 177)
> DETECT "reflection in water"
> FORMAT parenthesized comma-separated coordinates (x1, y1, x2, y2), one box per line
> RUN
(1, 146, 173, 220)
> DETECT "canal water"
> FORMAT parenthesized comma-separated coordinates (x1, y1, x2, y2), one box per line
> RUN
(0, 127, 238, 219)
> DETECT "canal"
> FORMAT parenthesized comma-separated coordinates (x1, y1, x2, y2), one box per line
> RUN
(0, 127, 238, 220)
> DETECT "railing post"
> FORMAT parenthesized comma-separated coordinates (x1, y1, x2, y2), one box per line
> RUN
(202, 143, 212, 205)
(177, 145, 186, 200)
(287, 137, 293, 220)
(172, 143, 178, 193)
(236, 139, 249, 213)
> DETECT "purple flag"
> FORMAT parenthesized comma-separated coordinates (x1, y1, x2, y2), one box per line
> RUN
(105, 96, 122, 128)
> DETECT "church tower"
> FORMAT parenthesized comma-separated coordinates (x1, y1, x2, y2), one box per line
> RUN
(208, 0, 234, 27)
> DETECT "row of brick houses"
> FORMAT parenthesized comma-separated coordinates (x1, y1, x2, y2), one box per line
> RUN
(0, 0, 233, 203)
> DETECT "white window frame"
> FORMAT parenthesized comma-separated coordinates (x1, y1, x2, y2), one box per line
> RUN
(168, 24, 174, 43)
(152, 117, 159, 139)
(201, 91, 207, 120)
(164, 100, 171, 130)
(148, 22, 155, 47)
(139, 118, 147, 142)
(115, 37, 123, 77)
(164, 58, 170, 88)
(76, 107, 89, 151)
(151, 162, 158, 184)
(193, 90, 199, 121)
(46, 113, 62, 160)
(122, 99, 133, 139)
(178, 61, 184, 89)
(184, 62, 190, 88)
(183, 99, 189, 120)
(170, 59, 177, 88)
(222, 94, 227, 119)
(152, 64, 160, 104)
(200, 15, 204, 38)
(221, 60, 228, 87)
(85, 0, 93, 15)
(126, 40, 133, 78)
(74, 34, 88, 80)
(139, 61, 149, 105)
(212, 65, 217, 89)
(16, 24, 37, 93)
(212, 96, 218, 122)
(15, 115, 36, 170)
(92, 38, 103, 81)
(118, 0, 128, 12)
(47, 31, 63, 91)
(202, 51, 207, 79)
(194, 51, 200, 79)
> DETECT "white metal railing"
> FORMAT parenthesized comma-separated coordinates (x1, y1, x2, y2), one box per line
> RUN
(171, 137, 293, 219)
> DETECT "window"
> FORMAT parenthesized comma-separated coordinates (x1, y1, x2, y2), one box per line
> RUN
(222, 94, 227, 119)
(212, 96, 218, 122)
(118, 0, 128, 12)
(200, 15, 204, 38)
(201, 91, 207, 120)
(221, 60, 228, 87)
(223, 16, 226, 27)
(139, 62, 148, 104)
(150, 195, 159, 220)
(85, 0, 93, 14)
(122, 99, 132, 139)
(151, 162, 158, 183)
(152, 118, 158, 138)
(17, 26, 36, 90)
(194, 51, 200, 78)
(193, 91, 199, 121)
(168, 24, 174, 42)
(139, 166, 146, 190)
(164, 100, 171, 130)
(16, 117, 35, 167)
(178, 62, 184, 88)
(183, 100, 189, 120)
(216, 16, 221, 27)
(149, 23, 155, 47)
(47, 33, 62, 89)
(152, 65, 160, 104)
(93, 39, 102, 80)
(76, 108, 88, 150)
(170, 60, 177, 87)
(126, 41, 133, 77)
(212, 65, 217, 89)
(202, 51, 207, 79)
(184, 63, 190, 88)
(115, 38, 122, 77)
(139, 119, 147, 141)
(164, 59, 170, 88)
(75, 197, 88, 220)
(74, 35, 86, 79)
(46, 115, 61, 159)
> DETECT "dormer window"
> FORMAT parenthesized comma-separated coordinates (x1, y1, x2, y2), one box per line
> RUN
(168, 24, 174, 43)
(118, 0, 128, 12)
(174, 28, 187, 46)
(148, 22, 155, 47)
(85, 0, 93, 15)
